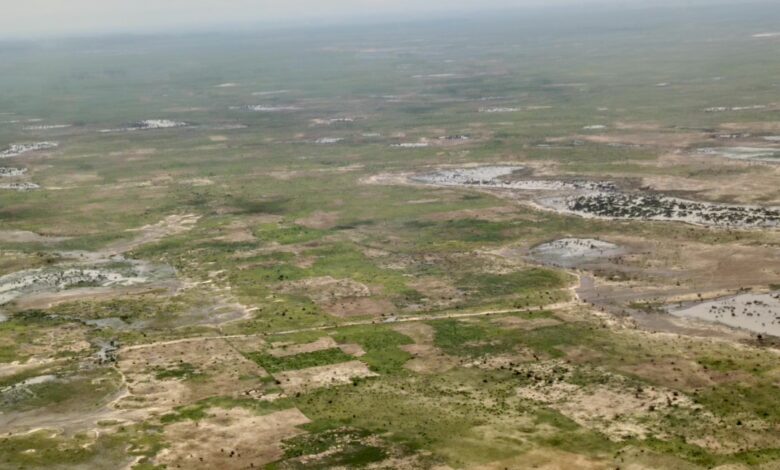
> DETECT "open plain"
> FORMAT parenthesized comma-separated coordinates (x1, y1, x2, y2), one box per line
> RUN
(1, 4, 780, 469)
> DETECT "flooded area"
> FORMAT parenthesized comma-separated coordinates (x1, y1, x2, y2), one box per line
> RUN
(0, 182, 39, 191)
(0, 142, 58, 158)
(539, 192, 780, 229)
(0, 260, 174, 306)
(412, 166, 613, 191)
(100, 119, 188, 133)
(409, 166, 780, 229)
(528, 238, 625, 268)
(232, 105, 300, 112)
(696, 147, 780, 163)
(0, 168, 27, 177)
(669, 292, 780, 338)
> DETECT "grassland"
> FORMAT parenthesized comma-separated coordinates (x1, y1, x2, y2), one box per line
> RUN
(1, 3, 780, 469)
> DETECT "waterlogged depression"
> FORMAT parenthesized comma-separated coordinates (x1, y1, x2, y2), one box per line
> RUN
(528, 238, 625, 268)
(0, 168, 27, 177)
(99, 119, 189, 133)
(411, 166, 780, 229)
(0, 182, 39, 191)
(669, 292, 780, 337)
(0, 259, 174, 306)
(696, 147, 780, 163)
(0, 142, 58, 158)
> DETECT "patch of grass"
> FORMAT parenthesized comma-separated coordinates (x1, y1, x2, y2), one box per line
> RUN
(697, 382, 780, 422)
(248, 348, 354, 373)
(458, 268, 570, 299)
(255, 223, 326, 245)
(333, 326, 414, 374)
(153, 362, 203, 380)
(431, 319, 490, 356)
(160, 396, 294, 424)
(517, 323, 595, 359)
(0, 426, 158, 469)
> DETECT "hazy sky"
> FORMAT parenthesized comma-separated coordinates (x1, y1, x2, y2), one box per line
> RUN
(0, 0, 753, 38)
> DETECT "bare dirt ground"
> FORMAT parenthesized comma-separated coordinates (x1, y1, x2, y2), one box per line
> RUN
(267, 336, 339, 357)
(155, 407, 310, 469)
(295, 210, 342, 229)
(644, 154, 780, 205)
(394, 323, 459, 374)
(492, 315, 562, 330)
(473, 448, 609, 470)
(278, 276, 372, 304)
(0, 230, 70, 243)
(103, 213, 200, 255)
(13, 283, 177, 311)
(274, 360, 378, 393)
(115, 337, 269, 418)
(516, 361, 703, 441)
(407, 277, 465, 311)
(276, 275, 395, 317)
(322, 296, 396, 318)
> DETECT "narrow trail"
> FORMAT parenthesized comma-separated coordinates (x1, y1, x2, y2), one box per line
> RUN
(121, 299, 579, 352)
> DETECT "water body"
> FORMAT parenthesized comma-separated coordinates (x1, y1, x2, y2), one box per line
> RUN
(669, 292, 780, 338)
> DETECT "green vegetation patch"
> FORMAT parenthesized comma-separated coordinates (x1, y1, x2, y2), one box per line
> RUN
(458, 268, 570, 298)
(160, 396, 295, 425)
(153, 362, 203, 380)
(248, 348, 354, 374)
(271, 428, 388, 469)
(255, 223, 327, 245)
(333, 326, 414, 374)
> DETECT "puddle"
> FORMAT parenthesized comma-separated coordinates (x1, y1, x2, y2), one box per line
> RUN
(705, 105, 766, 113)
(0, 142, 58, 158)
(528, 238, 625, 268)
(100, 120, 188, 133)
(669, 292, 780, 338)
(0, 182, 39, 191)
(232, 105, 300, 112)
(23, 124, 71, 131)
(413, 166, 613, 191)
(0, 260, 174, 306)
(696, 147, 780, 163)
(392, 142, 430, 148)
(479, 107, 519, 113)
(0, 167, 27, 177)
(410, 166, 780, 229)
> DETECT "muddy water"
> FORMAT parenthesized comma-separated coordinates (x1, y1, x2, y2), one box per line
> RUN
(697, 147, 780, 163)
(410, 166, 780, 229)
(528, 238, 625, 268)
(0, 260, 174, 306)
(669, 292, 780, 338)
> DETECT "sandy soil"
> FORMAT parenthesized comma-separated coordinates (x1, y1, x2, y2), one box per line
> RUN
(0, 230, 70, 244)
(278, 276, 371, 304)
(156, 407, 310, 469)
(295, 211, 342, 229)
(115, 338, 269, 416)
(267, 336, 339, 357)
(516, 362, 701, 441)
(322, 296, 396, 318)
(394, 323, 459, 374)
(104, 213, 200, 255)
(274, 360, 378, 393)
(473, 448, 609, 470)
